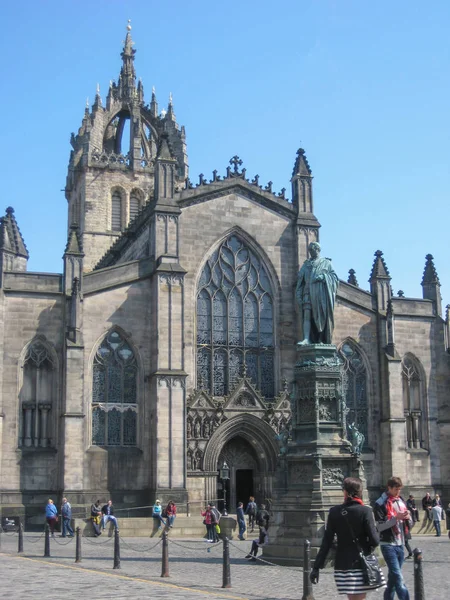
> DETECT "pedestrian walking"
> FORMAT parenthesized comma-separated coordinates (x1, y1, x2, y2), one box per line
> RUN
(60, 497, 74, 537)
(245, 496, 257, 532)
(405, 495, 419, 523)
(237, 502, 246, 540)
(374, 476, 411, 600)
(311, 476, 385, 599)
(45, 499, 58, 538)
(432, 503, 443, 536)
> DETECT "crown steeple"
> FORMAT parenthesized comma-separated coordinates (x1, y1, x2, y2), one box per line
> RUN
(118, 20, 137, 101)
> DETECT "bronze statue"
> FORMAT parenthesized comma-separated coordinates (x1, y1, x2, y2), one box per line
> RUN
(296, 242, 338, 345)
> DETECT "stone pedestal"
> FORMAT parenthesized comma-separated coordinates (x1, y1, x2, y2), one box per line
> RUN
(263, 344, 362, 565)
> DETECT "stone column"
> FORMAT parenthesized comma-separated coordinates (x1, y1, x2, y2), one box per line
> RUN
(23, 405, 33, 447)
(39, 404, 51, 448)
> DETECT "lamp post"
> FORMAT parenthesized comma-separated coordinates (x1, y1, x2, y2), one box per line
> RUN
(219, 461, 230, 516)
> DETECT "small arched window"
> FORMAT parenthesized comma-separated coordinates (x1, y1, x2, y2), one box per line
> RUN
(20, 342, 56, 448)
(402, 355, 426, 449)
(339, 341, 369, 448)
(129, 190, 141, 222)
(197, 235, 275, 399)
(92, 330, 137, 446)
(111, 191, 123, 231)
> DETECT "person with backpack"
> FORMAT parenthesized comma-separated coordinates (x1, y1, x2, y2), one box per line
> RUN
(256, 504, 270, 529)
(245, 496, 257, 532)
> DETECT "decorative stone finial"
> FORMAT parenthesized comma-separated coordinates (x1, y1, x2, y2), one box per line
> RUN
(347, 269, 359, 286)
(169, 92, 173, 105)
(152, 85, 156, 95)
(85, 97, 89, 108)
(160, 108, 167, 118)
(397, 290, 405, 298)
(5, 207, 14, 215)
(127, 19, 132, 31)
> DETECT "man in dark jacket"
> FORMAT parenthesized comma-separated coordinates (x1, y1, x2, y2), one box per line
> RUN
(422, 492, 433, 521)
(102, 499, 119, 530)
(256, 504, 270, 529)
(61, 497, 74, 538)
(245, 525, 268, 561)
(237, 502, 246, 540)
(374, 476, 411, 600)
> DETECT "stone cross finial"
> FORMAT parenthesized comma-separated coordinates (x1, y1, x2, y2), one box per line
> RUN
(229, 155, 243, 173)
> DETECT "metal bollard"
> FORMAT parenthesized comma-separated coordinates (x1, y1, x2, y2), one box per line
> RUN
(113, 526, 120, 569)
(302, 539, 315, 600)
(413, 548, 425, 600)
(44, 523, 50, 557)
(222, 536, 231, 589)
(18, 519, 24, 553)
(161, 530, 169, 577)
(75, 527, 82, 563)
(186, 501, 190, 517)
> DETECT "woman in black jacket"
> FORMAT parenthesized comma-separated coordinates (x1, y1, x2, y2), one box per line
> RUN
(310, 477, 385, 599)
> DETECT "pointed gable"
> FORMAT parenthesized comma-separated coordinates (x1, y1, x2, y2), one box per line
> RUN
(223, 377, 266, 412)
(421, 254, 440, 285)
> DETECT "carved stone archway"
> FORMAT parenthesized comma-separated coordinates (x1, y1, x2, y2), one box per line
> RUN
(201, 414, 279, 508)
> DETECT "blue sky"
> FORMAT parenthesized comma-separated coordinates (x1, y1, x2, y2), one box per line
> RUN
(1, 1, 449, 310)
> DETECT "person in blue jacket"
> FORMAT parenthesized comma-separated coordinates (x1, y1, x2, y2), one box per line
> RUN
(45, 499, 58, 538)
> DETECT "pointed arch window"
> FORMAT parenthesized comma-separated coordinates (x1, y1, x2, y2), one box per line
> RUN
(129, 190, 141, 222)
(20, 342, 56, 448)
(402, 356, 426, 449)
(339, 342, 368, 447)
(197, 235, 274, 399)
(111, 191, 123, 231)
(92, 330, 137, 446)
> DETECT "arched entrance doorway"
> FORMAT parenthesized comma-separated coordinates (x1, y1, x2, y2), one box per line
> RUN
(217, 436, 258, 512)
(202, 414, 279, 513)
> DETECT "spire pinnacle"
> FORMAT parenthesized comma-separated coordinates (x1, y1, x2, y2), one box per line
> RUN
(347, 269, 359, 286)
(369, 250, 391, 280)
(292, 148, 312, 177)
(118, 20, 137, 101)
(421, 254, 440, 286)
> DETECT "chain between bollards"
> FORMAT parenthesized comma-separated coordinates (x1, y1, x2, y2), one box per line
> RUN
(413, 547, 425, 600)
(222, 536, 231, 589)
(18, 519, 24, 554)
(161, 530, 169, 577)
(44, 523, 50, 557)
(75, 526, 82, 563)
(113, 526, 120, 569)
(302, 539, 315, 600)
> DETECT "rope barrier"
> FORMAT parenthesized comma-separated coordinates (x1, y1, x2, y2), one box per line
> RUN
(228, 538, 294, 569)
(169, 539, 221, 552)
(25, 530, 46, 544)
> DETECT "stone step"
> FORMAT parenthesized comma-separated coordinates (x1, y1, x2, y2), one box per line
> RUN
(73, 515, 237, 538)
(412, 517, 448, 536)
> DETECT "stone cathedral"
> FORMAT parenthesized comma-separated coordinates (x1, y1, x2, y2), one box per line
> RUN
(1, 25, 449, 520)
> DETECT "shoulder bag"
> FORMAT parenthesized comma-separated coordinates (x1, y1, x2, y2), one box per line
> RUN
(341, 507, 383, 587)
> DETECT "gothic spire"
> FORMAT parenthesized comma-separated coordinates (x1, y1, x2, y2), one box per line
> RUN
(369, 250, 390, 280)
(421, 254, 440, 286)
(0, 207, 29, 258)
(118, 20, 137, 101)
(292, 148, 312, 177)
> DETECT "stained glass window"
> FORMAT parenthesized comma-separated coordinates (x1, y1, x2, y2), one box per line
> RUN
(197, 235, 275, 398)
(92, 330, 137, 446)
(339, 342, 368, 447)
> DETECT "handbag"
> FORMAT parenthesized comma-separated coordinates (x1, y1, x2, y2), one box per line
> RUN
(341, 507, 383, 587)
(215, 524, 221, 534)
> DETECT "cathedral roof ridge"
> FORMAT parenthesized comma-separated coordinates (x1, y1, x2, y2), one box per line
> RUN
(180, 156, 291, 206)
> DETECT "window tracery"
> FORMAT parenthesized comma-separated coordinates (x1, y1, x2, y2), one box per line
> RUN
(339, 342, 368, 447)
(197, 235, 274, 399)
(92, 330, 137, 446)
(402, 355, 426, 449)
(20, 342, 56, 448)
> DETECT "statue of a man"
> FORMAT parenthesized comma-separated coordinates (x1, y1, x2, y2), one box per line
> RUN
(296, 242, 338, 345)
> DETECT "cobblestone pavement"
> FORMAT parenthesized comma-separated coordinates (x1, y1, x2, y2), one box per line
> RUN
(0, 530, 449, 599)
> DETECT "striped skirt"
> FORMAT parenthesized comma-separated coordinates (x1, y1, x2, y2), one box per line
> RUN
(334, 569, 386, 595)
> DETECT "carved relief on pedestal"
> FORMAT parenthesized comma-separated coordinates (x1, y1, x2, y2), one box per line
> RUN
(322, 461, 349, 487)
(289, 462, 313, 484)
